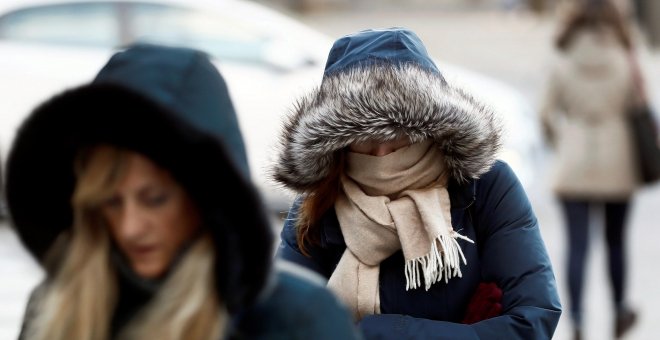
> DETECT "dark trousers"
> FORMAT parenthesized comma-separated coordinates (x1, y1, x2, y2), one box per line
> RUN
(561, 200, 630, 327)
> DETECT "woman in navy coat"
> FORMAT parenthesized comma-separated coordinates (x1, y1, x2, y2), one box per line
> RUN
(273, 28, 561, 339)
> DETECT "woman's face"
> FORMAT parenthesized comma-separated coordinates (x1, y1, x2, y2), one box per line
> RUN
(349, 136, 412, 156)
(101, 152, 201, 279)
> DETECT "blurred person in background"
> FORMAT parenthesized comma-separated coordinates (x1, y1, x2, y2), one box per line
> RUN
(540, 1, 643, 339)
(7, 44, 359, 340)
(273, 27, 561, 339)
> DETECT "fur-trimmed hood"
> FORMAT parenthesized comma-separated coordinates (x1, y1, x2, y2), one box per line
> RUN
(273, 28, 502, 191)
(6, 44, 272, 312)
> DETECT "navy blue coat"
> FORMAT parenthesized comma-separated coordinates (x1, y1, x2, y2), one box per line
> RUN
(278, 161, 562, 339)
(231, 266, 361, 340)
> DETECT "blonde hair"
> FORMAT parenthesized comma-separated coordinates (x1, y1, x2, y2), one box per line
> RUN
(25, 145, 226, 340)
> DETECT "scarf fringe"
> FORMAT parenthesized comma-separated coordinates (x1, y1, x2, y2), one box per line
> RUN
(405, 231, 475, 291)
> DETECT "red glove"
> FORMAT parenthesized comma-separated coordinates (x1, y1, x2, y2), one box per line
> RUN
(462, 282, 503, 324)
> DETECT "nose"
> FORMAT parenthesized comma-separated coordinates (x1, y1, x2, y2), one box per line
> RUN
(372, 144, 394, 156)
(117, 203, 148, 241)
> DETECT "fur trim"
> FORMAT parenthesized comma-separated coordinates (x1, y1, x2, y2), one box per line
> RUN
(273, 64, 503, 191)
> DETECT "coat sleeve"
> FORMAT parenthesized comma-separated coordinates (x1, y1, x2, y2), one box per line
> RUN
(276, 197, 330, 277)
(231, 269, 362, 340)
(471, 161, 561, 338)
(357, 162, 561, 340)
(290, 276, 363, 340)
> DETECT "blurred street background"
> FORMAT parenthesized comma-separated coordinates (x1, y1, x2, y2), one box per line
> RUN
(2, 0, 660, 339)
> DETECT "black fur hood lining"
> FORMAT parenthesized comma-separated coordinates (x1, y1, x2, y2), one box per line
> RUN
(6, 83, 272, 312)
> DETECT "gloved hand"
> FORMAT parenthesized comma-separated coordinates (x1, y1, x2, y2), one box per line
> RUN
(461, 282, 502, 324)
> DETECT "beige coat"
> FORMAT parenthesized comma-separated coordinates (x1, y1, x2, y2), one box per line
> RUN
(541, 29, 639, 200)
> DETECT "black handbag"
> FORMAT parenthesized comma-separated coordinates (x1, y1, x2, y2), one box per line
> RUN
(628, 105, 660, 183)
(627, 52, 660, 184)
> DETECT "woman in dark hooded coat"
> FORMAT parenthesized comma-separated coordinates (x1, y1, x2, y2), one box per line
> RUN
(8, 43, 359, 340)
(274, 28, 562, 339)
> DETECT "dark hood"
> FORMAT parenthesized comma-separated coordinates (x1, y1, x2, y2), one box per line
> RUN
(273, 28, 502, 191)
(6, 44, 273, 312)
(323, 27, 441, 76)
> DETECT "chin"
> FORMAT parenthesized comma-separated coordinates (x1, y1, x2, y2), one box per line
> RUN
(133, 264, 166, 280)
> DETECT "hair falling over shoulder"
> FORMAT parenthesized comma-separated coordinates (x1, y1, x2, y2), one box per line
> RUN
(117, 236, 225, 340)
(296, 151, 345, 257)
(23, 146, 127, 340)
(23, 145, 226, 340)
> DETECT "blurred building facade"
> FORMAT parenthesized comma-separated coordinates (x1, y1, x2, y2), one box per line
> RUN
(260, 0, 514, 12)
(259, 0, 660, 48)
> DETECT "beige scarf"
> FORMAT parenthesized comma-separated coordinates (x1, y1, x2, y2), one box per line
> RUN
(327, 140, 473, 320)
